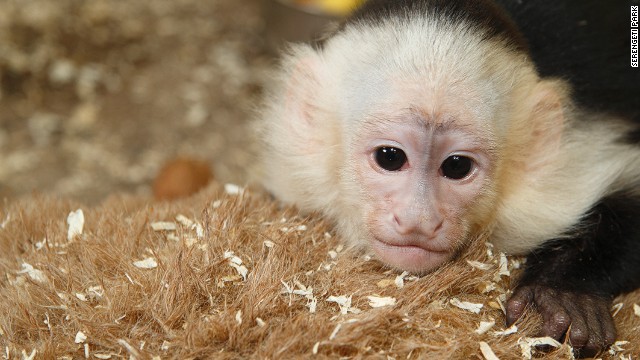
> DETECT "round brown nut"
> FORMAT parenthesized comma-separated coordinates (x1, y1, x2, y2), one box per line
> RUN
(153, 158, 213, 200)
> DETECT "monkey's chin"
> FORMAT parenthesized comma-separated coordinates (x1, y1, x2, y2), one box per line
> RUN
(371, 238, 452, 274)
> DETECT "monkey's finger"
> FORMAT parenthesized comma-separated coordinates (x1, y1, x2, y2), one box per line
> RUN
(534, 291, 572, 341)
(505, 286, 534, 326)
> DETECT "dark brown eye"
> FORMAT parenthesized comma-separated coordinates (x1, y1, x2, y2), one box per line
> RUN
(440, 155, 473, 179)
(375, 147, 407, 171)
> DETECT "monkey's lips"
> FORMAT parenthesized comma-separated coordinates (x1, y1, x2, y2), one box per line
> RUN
(371, 237, 452, 273)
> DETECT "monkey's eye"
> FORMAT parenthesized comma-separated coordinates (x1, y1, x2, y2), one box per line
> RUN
(375, 147, 407, 171)
(440, 155, 473, 180)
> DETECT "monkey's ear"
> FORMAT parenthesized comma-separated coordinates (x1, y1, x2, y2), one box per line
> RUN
(280, 48, 331, 143)
(521, 79, 568, 170)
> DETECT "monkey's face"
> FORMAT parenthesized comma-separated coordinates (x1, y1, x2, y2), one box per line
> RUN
(352, 111, 495, 274)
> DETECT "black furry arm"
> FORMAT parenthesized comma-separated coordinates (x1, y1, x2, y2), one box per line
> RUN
(506, 192, 640, 357)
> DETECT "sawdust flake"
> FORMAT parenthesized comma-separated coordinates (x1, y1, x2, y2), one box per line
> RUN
(479, 341, 499, 360)
(367, 296, 396, 308)
(634, 303, 640, 317)
(449, 298, 483, 314)
(17, 263, 48, 283)
(75, 331, 87, 343)
(150, 221, 176, 231)
(133, 257, 158, 269)
(518, 337, 561, 359)
(492, 324, 518, 336)
(67, 209, 84, 241)
(475, 320, 495, 335)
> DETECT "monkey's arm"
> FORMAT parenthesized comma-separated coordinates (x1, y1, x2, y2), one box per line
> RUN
(506, 193, 640, 357)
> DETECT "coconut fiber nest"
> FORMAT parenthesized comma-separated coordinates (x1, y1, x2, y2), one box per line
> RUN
(1, 183, 639, 359)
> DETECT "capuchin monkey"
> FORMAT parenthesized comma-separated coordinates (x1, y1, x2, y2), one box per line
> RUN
(258, 0, 640, 356)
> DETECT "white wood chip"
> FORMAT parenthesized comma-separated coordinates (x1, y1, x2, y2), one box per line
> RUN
(150, 222, 176, 231)
(0, 213, 10, 229)
(84, 343, 89, 358)
(21, 350, 36, 360)
(235, 310, 242, 325)
(367, 296, 397, 308)
(467, 260, 492, 271)
(263, 240, 275, 248)
(475, 320, 495, 335)
(312, 342, 320, 355)
(609, 340, 630, 354)
(133, 257, 158, 269)
(611, 302, 624, 317)
(492, 324, 518, 336)
(230, 263, 248, 280)
(212, 200, 222, 208)
(75, 331, 87, 343)
(256, 318, 266, 327)
(395, 271, 409, 288)
(75, 293, 87, 302)
(224, 251, 243, 265)
(161, 341, 170, 351)
(498, 253, 510, 277)
(176, 214, 194, 227)
(329, 323, 342, 340)
(67, 209, 84, 241)
(94, 354, 112, 359)
(296, 225, 308, 231)
(449, 298, 483, 314)
(634, 303, 640, 317)
(18, 263, 48, 283)
(518, 337, 561, 359)
(327, 295, 360, 314)
(224, 183, 243, 195)
(479, 342, 500, 360)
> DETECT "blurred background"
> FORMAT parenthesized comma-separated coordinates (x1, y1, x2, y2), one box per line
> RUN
(0, 0, 362, 204)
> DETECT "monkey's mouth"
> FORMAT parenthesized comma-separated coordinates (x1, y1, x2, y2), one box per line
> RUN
(371, 237, 452, 273)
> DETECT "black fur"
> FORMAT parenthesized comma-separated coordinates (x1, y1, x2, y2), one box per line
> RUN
(495, 0, 640, 122)
(519, 192, 640, 297)
(345, 0, 528, 51)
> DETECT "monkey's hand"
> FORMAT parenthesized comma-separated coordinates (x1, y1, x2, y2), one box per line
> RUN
(506, 284, 616, 358)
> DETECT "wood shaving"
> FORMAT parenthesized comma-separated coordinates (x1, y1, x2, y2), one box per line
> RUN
(517, 337, 561, 359)
(634, 303, 640, 317)
(479, 341, 500, 360)
(94, 354, 112, 359)
(133, 257, 158, 269)
(367, 296, 396, 308)
(224, 183, 243, 195)
(449, 298, 483, 314)
(475, 320, 495, 335)
(312, 342, 320, 354)
(611, 302, 624, 317)
(21, 350, 36, 360)
(235, 310, 242, 325)
(609, 340, 630, 355)
(75, 331, 87, 343)
(150, 222, 176, 231)
(175, 214, 194, 227)
(326, 295, 360, 314)
(67, 209, 84, 241)
(492, 324, 518, 336)
(263, 240, 275, 248)
(17, 263, 48, 283)
(467, 260, 492, 271)
(256, 318, 266, 327)
(395, 271, 409, 288)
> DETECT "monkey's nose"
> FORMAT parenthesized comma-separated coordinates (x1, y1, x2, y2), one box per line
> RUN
(393, 214, 443, 238)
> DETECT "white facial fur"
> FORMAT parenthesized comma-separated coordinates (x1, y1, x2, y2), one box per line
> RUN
(257, 12, 640, 273)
